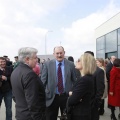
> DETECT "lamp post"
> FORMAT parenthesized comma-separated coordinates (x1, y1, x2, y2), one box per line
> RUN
(45, 30, 53, 60)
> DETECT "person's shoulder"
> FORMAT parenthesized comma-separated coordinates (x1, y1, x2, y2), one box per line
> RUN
(96, 67, 104, 72)
(82, 74, 93, 80)
(111, 66, 117, 72)
(64, 59, 74, 65)
(5, 66, 13, 71)
(45, 59, 55, 64)
(106, 61, 112, 67)
(93, 67, 103, 76)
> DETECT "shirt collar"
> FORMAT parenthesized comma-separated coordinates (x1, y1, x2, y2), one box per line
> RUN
(56, 60, 64, 66)
(0, 67, 5, 71)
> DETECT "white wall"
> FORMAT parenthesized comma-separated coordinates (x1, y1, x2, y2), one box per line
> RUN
(95, 12, 120, 38)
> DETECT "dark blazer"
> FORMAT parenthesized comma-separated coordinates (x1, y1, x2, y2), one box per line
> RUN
(91, 67, 105, 108)
(106, 61, 113, 82)
(11, 63, 46, 120)
(68, 75, 94, 120)
(41, 59, 76, 107)
(0, 66, 13, 93)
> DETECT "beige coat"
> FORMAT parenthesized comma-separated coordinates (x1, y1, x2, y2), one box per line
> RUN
(100, 67, 108, 99)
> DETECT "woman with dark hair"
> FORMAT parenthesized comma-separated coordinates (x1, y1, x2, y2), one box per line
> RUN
(108, 58, 120, 120)
(68, 56, 81, 79)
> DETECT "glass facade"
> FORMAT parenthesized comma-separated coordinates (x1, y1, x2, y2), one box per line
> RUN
(96, 49, 105, 58)
(118, 28, 120, 45)
(96, 28, 120, 59)
(118, 46, 120, 58)
(96, 36, 105, 58)
(96, 36, 105, 50)
(105, 30, 117, 53)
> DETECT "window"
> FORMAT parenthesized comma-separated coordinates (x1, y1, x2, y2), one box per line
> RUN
(96, 49, 105, 59)
(118, 28, 120, 45)
(118, 46, 120, 58)
(96, 36, 105, 50)
(106, 30, 117, 52)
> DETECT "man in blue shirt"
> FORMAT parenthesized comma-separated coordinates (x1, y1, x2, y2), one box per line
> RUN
(41, 46, 76, 120)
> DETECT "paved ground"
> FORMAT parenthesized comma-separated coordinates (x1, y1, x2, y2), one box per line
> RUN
(0, 99, 119, 120)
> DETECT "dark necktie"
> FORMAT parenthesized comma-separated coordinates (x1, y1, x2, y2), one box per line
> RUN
(57, 63, 63, 94)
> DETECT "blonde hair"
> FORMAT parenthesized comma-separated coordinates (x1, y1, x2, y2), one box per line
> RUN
(80, 53, 96, 76)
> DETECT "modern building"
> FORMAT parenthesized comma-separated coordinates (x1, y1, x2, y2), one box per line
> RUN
(95, 12, 120, 59)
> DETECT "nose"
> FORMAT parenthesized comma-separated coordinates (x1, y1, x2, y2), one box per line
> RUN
(58, 53, 61, 56)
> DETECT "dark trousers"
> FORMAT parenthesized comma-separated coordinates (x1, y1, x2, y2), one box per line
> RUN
(99, 99, 104, 114)
(0, 90, 12, 120)
(91, 106, 99, 120)
(46, 94, 68, 120)
(72, 115, 91, 120)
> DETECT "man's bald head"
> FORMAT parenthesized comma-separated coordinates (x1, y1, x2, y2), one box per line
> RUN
(53, 46, 65, 62)
(53, 46, 64, 52)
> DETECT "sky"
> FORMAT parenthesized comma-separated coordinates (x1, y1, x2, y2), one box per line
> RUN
(0, 0, 120, 61)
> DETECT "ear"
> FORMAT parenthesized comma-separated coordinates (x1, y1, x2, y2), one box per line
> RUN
(25, 57, 30, 63)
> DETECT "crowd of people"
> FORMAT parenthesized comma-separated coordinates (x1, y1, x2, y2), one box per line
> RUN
(0, 46, 120, 120)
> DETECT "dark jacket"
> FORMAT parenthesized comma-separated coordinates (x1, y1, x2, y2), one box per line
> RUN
(106, 61, 113, 82)
(11, 63, 46, 120)
(106, 61, 113, 90)
(0, 66, 13, 93)
(68, 75, 94, 120)
(91, 67, 105, 108)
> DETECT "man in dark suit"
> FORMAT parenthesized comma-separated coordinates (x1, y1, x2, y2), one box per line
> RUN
(41, 46, 76, 120)
(0, 57, 13, 120)
(85, 51, 105, 120)
(11, 47, 46, 120)
(106, 56, 116, 89)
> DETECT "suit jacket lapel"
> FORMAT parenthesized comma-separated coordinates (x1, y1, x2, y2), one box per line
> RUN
(51, 60, 57, 85)
(64, 59, 68, 84)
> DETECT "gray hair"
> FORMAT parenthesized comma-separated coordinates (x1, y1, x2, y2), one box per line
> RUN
(18, 47, 38, 63)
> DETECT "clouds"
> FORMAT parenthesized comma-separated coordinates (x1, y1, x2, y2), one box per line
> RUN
(62, 0, 120, 60)
(0, 0, 120, 61)
(0, 0, 66, 60)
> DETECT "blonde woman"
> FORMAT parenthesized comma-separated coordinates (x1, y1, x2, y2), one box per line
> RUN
(96, 58, 108, 115)
(68, 53, 96, 120)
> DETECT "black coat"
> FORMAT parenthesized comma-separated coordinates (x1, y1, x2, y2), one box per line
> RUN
(106, 61, 113, 85)
(0, 66, 13, 93)
(68, 74, 94, 120)
(91, 67, 105, 108)
(91, 67, 105, 120)
(11, 63, 46, 120)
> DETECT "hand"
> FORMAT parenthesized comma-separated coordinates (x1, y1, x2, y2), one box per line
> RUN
(1, 76, 7, 81)
(69, 91, 73, 96)
(109, 92, 113, 96)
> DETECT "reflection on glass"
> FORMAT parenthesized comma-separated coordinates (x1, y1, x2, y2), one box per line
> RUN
(96, 36, 105, 50)
(106, 30, 117, 52)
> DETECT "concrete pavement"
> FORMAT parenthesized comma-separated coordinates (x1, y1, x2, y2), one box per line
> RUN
(0, 99, 119, 120)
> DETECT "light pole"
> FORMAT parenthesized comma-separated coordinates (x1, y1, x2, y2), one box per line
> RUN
(45, 30, 53, 60)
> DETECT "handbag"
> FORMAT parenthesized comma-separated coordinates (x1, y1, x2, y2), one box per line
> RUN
(58, 109, 72, 120)
(58, 97, 72, 120)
